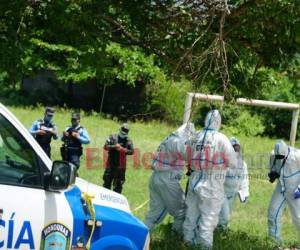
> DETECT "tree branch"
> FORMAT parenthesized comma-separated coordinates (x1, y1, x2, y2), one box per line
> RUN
(99, 13, 166, 57)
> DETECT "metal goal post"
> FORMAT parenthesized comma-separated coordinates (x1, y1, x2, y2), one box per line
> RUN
(183, 92, 300, 146)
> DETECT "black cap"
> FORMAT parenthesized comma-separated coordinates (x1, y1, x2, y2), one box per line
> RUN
(71, 112, 80, 120)
(45, 107, 55, 116)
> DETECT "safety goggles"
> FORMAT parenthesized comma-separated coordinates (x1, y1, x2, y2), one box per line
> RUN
(275, 154, 285, 160)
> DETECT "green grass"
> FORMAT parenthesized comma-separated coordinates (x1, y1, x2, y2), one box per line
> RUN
(8, 105, 300, 250)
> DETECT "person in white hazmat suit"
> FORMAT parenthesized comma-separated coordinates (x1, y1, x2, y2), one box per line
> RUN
(218, 137, 249, 230)
(183, 110, 237, 249)
(268, 140, 300, 244)
(144, 122, 196, 233)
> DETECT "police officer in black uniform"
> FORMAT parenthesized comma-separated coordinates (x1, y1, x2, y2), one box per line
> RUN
(30, 107, 58, 158)
(103, 123, 134, 194)
(61, 113, 90, 169)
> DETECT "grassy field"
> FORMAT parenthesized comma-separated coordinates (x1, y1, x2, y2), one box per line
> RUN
(8, 105, 299, 249)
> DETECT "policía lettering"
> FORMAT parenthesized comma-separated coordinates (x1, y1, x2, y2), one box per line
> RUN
(0, 213, 35, 249)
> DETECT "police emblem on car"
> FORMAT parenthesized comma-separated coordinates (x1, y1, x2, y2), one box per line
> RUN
(40, 222, 71, 250)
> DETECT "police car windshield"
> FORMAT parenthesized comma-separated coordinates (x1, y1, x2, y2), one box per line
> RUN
(0, 114, 42, 187)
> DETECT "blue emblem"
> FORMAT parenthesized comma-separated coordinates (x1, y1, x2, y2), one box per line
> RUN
(40, 223, 71, 250)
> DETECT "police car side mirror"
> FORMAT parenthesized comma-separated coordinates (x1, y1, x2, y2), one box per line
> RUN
(46, 161, 77, 191)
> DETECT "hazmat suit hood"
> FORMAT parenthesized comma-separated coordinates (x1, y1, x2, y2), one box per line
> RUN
(274, 140, 288, 157)
(173, 122, 196, 142)
(230, 137, 240, 146)
(269, 140, 289, 174)
(230, 137, 242, 156)
(204, 110, 221, 131)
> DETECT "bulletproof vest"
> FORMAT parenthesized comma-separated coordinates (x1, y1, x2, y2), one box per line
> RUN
(108, 134, 130, 166)
(65, 126, 83, 148)
(36, 119, 54, 146)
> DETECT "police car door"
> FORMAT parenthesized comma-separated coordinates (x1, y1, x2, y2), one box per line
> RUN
(0, 111, 73, 249)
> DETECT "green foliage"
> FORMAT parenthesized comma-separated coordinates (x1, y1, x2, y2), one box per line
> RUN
(103, 42, 192, 122)
(0, 0, 300, 126)
(1, 0, 300, 93)
(105, 43, 159, 86)
(221, 54, 300, 139)
(259, 68, 297, 103)
(22, 38, 98, 83)
(253, 65, 300, 138)
(101, 42, 191, 122)
(223, 111, 265, 137)
(148, 78, 191, 123)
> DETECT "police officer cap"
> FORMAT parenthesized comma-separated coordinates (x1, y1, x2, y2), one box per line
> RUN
(45, 107, 55, 116)
(72, 112, 80, 120)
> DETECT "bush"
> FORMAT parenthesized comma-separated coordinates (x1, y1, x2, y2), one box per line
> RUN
(147, 78, 191, 123)
(256, 67, 299, 139)
(223, 111, 265, 136)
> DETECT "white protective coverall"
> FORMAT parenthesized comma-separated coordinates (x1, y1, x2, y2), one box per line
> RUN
(144, 122, 196, 233)
(218, 137, 249, 229)
(268, 140, 300, 243)
(183, 110, 237, 249)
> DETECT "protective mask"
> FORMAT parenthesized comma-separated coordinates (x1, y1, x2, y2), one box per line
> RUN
(272, 157, 285, 173)
(268, 171, 280, 183)
(119, 131, 128, 139)
(71, 120, 79, 127)
(44, 115, 52, 123)
(268, 156, 286, 183)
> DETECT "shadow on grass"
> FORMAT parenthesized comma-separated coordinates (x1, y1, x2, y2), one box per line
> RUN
(150, 223, 293, 250)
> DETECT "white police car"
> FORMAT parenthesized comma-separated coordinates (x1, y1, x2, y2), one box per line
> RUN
(0, 104, 150, 250)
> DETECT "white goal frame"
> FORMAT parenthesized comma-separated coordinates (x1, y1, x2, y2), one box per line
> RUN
(183, 92, 300, 146)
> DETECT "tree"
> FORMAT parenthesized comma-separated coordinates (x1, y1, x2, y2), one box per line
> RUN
(0, 0, 299, 99)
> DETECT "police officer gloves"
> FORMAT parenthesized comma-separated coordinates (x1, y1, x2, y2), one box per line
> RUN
(294, 185, 300, 199)
(268, 171, 280, 183)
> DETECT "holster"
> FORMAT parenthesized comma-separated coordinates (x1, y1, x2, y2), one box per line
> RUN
(69, 147, 82, 156)
(60, 145, 68, 160)
(61, 145, 83, 158)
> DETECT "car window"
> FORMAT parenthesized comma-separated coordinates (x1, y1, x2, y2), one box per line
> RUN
(0, 114, 42, 187)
